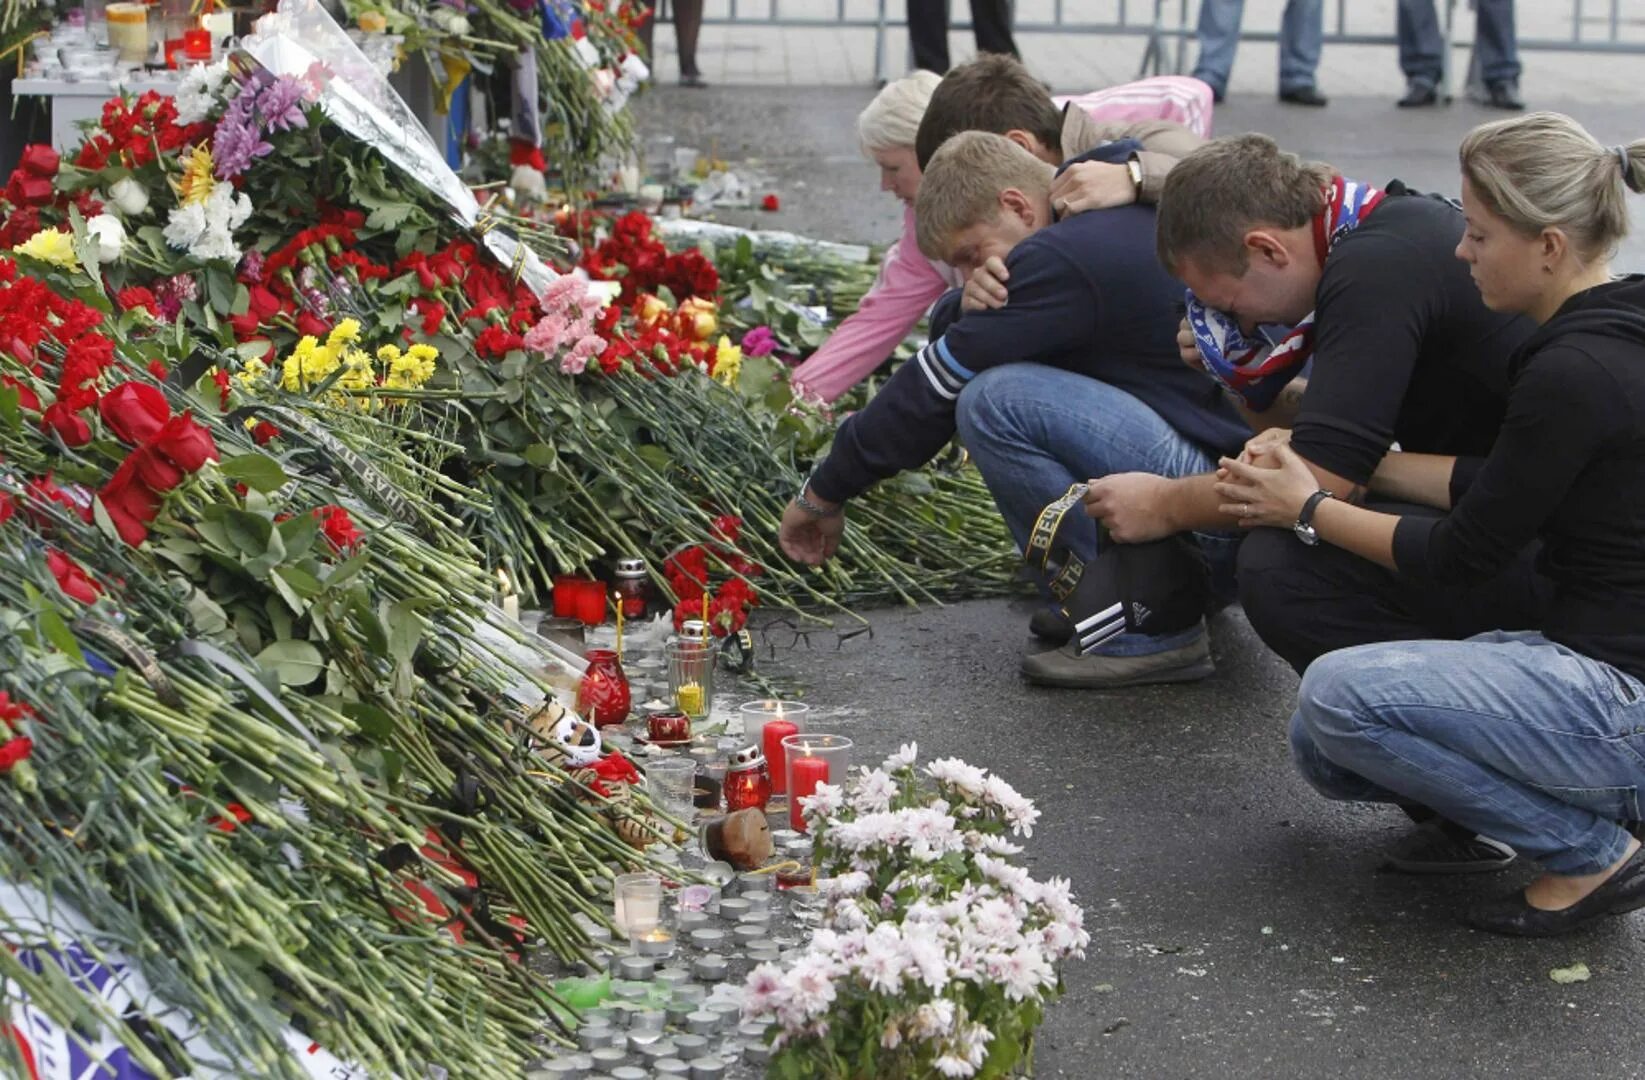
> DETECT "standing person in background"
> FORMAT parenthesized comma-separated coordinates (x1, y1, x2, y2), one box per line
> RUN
(1397, 0, 1522, 110)
(637, 0, 707, 87)
(1192, 0, 1328, 106)
(906, 0, 1017, 75)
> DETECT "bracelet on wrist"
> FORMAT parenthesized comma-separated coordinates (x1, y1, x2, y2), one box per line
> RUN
(794, 487, 842, 519)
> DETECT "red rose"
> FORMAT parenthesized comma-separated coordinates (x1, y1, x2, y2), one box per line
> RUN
(0, 736, 33, 772)
(295, 311, 331, 338)
(313, 504, 362, 553)
(99, 459, 162, 547)
(41, 402, 91, 447)
(150, 412, 219, 472)
(18, 144, 59, 177)
(7, 174, 53, 207)
(45, 548, 101, 604)
(99, 382, 172, 445)
(761, 194, 780, 212)
(1, 376, 40, 413)
(250, 421, 281, 446)
(125, 444, 186, 493)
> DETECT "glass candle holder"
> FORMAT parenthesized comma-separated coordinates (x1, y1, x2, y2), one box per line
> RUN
(739, 701, 810, 795)
(665, 640, 714, 720)
(722, 745, 771, 813)
(783, 734, 852, 833)
(645, 756, 697, 821)
(613, 872, 662, 940)
(577, 649, 631, 728)
(104, 2, 148, 64)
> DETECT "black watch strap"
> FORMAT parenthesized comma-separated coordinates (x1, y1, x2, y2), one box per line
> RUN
(1298, 489, 1333, 530)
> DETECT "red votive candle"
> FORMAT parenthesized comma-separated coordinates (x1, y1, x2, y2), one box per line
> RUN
(762, 719, 799, 795)
(575, 580, 606, 626)
(164, 37, 186, 69)
(551, 576, 578, 619)
(183, 27, 211, 59)
(789, 752, 830, 832)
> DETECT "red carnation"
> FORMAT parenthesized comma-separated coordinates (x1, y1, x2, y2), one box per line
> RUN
(313, 504, 362, 553)
(0, 692, 33, 727)
(474, 325, 525, 359)
(116, 286, 161, 317)
(761, 194, 780, 212)
(0, 492, 12, 526)
(99, 381, 172, 445)
(0, 737, 33, 772)
(251, 421, 282, 446)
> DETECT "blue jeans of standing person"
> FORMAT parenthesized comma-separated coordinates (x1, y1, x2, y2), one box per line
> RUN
(1292, 631, 1645, 876)
(954, 364, 1240, 658)
(1398, 0, 1521, 89)
(1192, 0, 1324, 96)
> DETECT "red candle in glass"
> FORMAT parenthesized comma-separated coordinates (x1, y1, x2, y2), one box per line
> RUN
(724, 761, 771, 812)
(164, 37, 186, 68)
(789, 753, 830, 832)
(762, 719, 799, 795)
(576, 648, 631, 727)
(647, 710, 691, 744)
(575, 580, 606, 626)
(183, 27, 211, 58)
(551, 576, 578, 619)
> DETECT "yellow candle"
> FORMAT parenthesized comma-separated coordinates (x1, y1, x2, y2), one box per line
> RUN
(677, 681, 703, 716)
(106, 2, 148, 64)
(613, 591, 623, 660)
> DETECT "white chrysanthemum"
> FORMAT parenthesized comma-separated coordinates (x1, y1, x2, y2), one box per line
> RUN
(781, 954, 838, 1021)
(909, 998, 956, 1041)
(822, 870, 871, 899)
(882, 742, 918, 771)
(934, 1053, 976, 1078)
(800, 780, 844, 822)
(175, 59, 231, 124)
(851, 767, 898, 814)
(162, 201, 207, 249)
(926, 757, 987, 799)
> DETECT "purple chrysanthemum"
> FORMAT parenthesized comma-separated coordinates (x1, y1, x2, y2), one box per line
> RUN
(258, 76, 309, 133)
(213, 88, 273, 179)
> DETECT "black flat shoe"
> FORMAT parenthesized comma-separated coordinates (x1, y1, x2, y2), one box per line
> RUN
(1278, 85, 1328, 107)
(1482, 79, 1524, 110)
(1028, 607, 1073, 646)
(1384, 820, 1515, 875)
(1467, 845, 1645, 937)
(680, 72, 709, 89)
(1397, 81, 1440, 108)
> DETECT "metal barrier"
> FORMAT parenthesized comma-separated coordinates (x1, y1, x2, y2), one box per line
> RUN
(656, 0, 1645, 88)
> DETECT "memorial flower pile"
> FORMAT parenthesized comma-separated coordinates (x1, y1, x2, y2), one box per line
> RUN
(746, 744, 1088, 1079)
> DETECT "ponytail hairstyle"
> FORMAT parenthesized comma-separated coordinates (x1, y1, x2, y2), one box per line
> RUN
(1459, 111, 1645, 263)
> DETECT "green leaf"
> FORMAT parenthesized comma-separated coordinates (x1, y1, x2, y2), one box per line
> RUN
(39, 608, 86, 665)
(366, 202, 417, 230)
(205, 264, 237, 315)
(219, 454, 290, 494)
(524, 442, 558, 470)
(0, 385, 19, 430)
(254, 640, 325, 686)
(275, 512, 319, 559)
(344, 702, 397, 742)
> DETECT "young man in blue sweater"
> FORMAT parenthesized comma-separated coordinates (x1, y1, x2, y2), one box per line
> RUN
(778, 131, 1251, 688)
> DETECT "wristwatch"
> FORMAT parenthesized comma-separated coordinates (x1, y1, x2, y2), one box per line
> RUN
(1293, 490, 1333, 546)
(1125, 155, 1145, 198)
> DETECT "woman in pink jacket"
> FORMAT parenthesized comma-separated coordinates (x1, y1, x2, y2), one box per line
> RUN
(790, 69, 1215, 405)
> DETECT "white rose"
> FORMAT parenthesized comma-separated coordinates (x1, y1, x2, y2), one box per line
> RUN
(108, 177, 148, 216)
(86, 214, 125, 261)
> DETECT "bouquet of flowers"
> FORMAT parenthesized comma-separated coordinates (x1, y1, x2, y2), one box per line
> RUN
(746, 745, 1089, 1079)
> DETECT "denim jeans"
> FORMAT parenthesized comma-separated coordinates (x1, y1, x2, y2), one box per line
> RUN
(1292, 630, 1645, 875)
(1397, 0, 1521, 88)
(1191, 0, 1323, 95)
(954, 364, 1240, 658)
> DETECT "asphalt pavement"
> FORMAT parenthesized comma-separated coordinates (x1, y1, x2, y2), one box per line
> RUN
(635, 86, 1645, 1079)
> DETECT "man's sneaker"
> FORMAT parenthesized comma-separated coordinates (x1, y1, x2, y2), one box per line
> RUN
(1383, 819, 1516, 875)
(1481, 79, 1525, 110)
(1028, 607, 1073, 645)
(1020, 633, 1214, 689)
(1397, 79, 1440, 107)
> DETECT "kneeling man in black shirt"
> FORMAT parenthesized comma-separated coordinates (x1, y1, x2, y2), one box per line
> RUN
(777, 131, 1250, 688)
(1094, 133, 1548, 872)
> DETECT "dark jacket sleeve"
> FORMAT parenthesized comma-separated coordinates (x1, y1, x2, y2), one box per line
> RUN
(808, 245, 1094, 503)
(1393, 350, 1616, 582)
(1290, 227, 1448, 486)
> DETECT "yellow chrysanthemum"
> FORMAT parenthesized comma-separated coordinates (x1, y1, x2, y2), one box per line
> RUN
(336, 347, 375, 393)
(327, 319, 362, 351)
(281, 334, 340, 392)
(381, 342, 438, 391)
(713, 336, 742, 387)
(11, 229, 79, 270)
(237, 357, 269, 388)
(175, 144, 216, 206)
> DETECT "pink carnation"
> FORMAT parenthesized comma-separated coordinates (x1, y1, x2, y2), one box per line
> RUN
(524, 312, 570, 355)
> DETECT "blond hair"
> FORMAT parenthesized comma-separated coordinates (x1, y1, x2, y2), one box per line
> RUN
(1459, 111, 1645, 263)
(858, 70, 943, 155)
(1155, 133, 1334, 275)
(914, 131, 1054, 261)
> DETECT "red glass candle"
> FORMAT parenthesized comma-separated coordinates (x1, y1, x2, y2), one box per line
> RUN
(647, 710, 691, 744)
(789, 753, 830, 832)
(183, 27, 211, 58)
(762, 719, 799, 795)
(551, 575, 578, 619)
(724, 745, 771, 812)
(576, 649, 631, 728)
(575, 580, 607, 626)
(164, 36, 185, 68)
